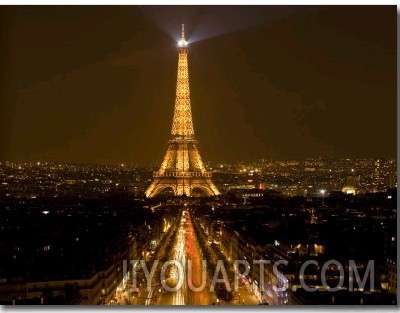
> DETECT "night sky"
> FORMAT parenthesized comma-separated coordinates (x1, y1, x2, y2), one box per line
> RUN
(0, 6, 396, 165)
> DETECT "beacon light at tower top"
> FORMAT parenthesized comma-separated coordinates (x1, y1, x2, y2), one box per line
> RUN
(178, 39, 187, 47)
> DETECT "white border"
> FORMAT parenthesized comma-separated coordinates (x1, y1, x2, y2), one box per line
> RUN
(0, 1, 398, 5)
(0, 1, 398, 313)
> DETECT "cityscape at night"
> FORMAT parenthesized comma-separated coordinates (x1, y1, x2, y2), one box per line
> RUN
(0, 4, 397, 307)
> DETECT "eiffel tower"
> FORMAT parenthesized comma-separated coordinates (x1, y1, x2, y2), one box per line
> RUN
(145, 25, 220, 198)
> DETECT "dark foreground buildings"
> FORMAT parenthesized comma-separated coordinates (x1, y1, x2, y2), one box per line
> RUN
(194, 188, 397, 305)
(0, 194, 177, 304)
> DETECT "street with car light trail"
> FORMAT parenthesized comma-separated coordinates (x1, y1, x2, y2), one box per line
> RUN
(153, 209, 214, 305)
(114, 209, 214, 305)
(110, 207, 259, 306)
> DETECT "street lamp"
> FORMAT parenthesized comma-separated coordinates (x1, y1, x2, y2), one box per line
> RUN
(216, 298, 220, 305)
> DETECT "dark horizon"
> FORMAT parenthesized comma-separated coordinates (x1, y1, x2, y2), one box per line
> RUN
(0, 6, 396, 166)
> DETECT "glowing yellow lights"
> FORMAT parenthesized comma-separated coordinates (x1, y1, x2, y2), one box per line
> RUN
(342, 186, 356, 195)
(145, 24, 219, 198)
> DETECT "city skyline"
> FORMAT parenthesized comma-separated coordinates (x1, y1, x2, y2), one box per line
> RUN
(0, 6, 396, 165)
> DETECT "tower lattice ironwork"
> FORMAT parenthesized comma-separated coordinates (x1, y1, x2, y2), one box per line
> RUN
(145, 24, 220, 198)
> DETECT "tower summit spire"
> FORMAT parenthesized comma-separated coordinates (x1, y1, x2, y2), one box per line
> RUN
(178, 23, 187, 47)
(145, 25, 220, 198)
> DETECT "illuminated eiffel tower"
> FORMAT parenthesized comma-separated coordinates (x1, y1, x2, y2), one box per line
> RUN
(145, 25, 220, 198)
